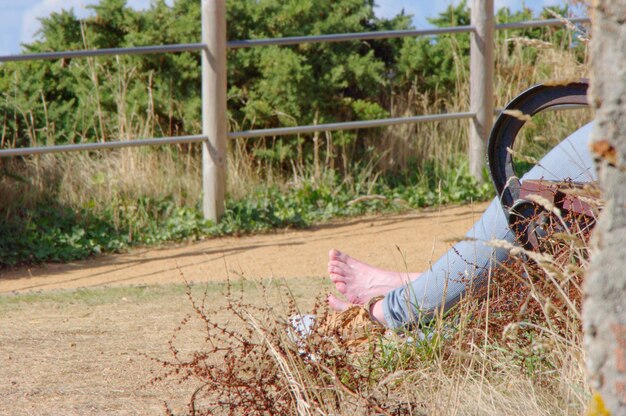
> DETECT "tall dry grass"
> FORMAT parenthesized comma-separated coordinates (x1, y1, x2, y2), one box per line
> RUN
(371, 27, 591, 173)
(0, 147, 202, 217)
(152, 205, 596, 415)
(1, 23, 592, 221)
(225, 29, 592, 205)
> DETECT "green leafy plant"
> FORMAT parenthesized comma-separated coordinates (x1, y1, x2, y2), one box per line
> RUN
(0, 0, 589, 267)
(0, 158, 492, 266)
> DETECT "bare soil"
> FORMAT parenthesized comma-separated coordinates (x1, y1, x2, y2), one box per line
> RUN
(0, 202, 488, 415)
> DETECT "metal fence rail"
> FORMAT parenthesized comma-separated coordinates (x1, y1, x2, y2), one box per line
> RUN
(0, 135, 208, 157)
(0, 43, 206, 63)
(228, 112, 476, 139)
(0, 0, 591, 221)
(0, 17, 590, 63)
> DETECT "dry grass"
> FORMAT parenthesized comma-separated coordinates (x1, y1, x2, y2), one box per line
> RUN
(0, 277, 328, 416)
(365, 26, 590, 177)
(0, 284, 209, 415)
(1, 26, 592, 218)
(58, 147, 202, 213)
(0, 200, 596, 415)
(143, 200, 597, 415)
(0, 14, 597, 415)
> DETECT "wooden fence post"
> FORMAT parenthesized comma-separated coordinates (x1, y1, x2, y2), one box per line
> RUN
(201, 0, 227, 221)
(470, 0, 494, 183)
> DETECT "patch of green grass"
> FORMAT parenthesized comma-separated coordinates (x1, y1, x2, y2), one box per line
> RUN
(0, 282, 222, 313)
(1, 158, 494, 267)
(0, 277, 322, 313)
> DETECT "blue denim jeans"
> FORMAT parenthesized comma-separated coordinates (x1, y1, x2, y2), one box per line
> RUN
(383, 122, 596, 329)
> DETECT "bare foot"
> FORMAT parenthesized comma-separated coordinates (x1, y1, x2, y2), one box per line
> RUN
(327, 249, 420, 305)
(326, 294, 387, 326)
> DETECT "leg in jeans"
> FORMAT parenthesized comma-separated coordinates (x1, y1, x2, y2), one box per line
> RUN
(382, 122, 596, 328)
(328, 122, 596, 329)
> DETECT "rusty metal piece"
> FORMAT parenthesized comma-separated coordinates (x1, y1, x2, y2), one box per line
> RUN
(519, 180, 600, 218)
(510, 180, 601, 251)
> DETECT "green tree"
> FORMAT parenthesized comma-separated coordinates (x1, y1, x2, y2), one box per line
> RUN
(1, 0, 409, 153)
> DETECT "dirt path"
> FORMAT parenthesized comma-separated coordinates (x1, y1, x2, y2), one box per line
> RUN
(0, 202, 488, 293)
(0, 203, 489, 416)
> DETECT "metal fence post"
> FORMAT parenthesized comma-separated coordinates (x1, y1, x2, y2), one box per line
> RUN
(469, 0, 494, 183)
(201, 0, 227, 221)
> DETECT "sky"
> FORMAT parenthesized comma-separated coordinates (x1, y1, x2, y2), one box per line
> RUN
(0, 0, 580, 57)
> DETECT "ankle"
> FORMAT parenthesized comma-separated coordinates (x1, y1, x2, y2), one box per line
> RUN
(367, 297, 387, 326)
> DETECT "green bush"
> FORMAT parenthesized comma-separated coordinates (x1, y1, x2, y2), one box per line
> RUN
(0, 159, 493, 267)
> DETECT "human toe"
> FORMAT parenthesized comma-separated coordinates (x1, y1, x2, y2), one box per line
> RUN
(329, 272, 345, 283)
(346, 293, 366, 305)
(328, 263, 350, 276)
(328, 249, 341, 259)
(327, 294, 350, 312)
(334, 281, 347, 294)
(328, 259, 348, 269)
(329, 249, 349, 262)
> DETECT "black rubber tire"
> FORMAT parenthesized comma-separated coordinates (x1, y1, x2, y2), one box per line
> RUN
(487, 80, 589, 218)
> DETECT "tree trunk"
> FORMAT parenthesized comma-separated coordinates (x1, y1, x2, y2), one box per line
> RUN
(585, 1, 626, 413)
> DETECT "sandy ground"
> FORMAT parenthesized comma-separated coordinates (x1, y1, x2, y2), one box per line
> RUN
(0, 202, 488, 294)
(0, 202, 488, 415)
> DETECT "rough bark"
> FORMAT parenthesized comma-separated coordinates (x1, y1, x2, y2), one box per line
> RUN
(585, 0, 626, 413)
